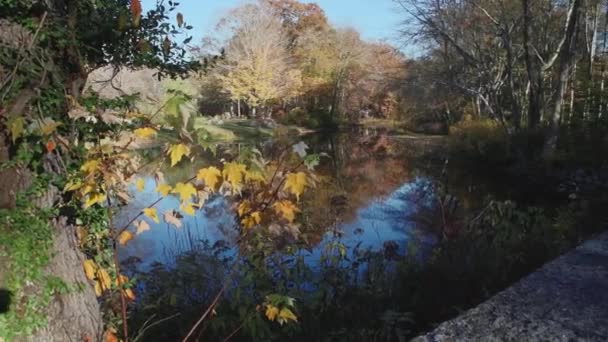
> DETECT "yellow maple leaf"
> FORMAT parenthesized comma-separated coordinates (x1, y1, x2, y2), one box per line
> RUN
(81, 159, 101, 175)
(277, 308, 298, 325)
(81, 183, 96, 196)
(97, 268, 112, 292)
(246, 169, 266, 183)
(135, 178, 145, 192)
(40, 118, 61, 136)
(223, 162, 247, 192)
(94, 281, 102, 297)
(84, 192, 106, 209)
(180, 202, 196, 216)
(9, 117, 25, 143)
(237, 200, 252, 217)
(197, 167, 222, 190)
(83, 259, 98, 281)
(118, 231, 135, 245)
(265, 304, 279, 321)
(241, 211, 262, 229)
(117, 274, 136, 301)
(64, 180, 83, 192)
(284, 172, 307, 201)
(272, 200, 300, 223)
(134, 127, 157, 139)
(172, 182, 197, 202)
(143, 207, 160, 223)
(156, 183, 172, 196)
(167, 143, 190, 167)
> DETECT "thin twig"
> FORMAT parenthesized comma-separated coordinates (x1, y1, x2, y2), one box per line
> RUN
(182, 284, 227, 342)
(114, 175, 197, 238)
(222, 319, 246, 342)
(133, 313, 181, 342)
(107, 197, 129, 341)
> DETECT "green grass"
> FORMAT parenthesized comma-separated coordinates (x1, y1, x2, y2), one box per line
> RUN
(0, 183, 69, 340)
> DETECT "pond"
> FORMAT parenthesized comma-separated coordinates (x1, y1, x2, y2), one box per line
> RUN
(116, 126, 524, 341)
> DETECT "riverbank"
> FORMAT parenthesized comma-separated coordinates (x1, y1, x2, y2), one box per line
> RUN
(414, 231, 608, 341)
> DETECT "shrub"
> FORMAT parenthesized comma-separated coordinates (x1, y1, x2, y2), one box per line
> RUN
(448, 119, 510, 164)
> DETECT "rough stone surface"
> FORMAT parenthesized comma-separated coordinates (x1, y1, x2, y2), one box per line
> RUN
(86, 66, 163, 102)
(413, 232, 608, 342)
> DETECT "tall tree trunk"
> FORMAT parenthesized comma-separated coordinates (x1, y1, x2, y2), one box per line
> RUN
(543, 0, 582, 159)
(522, 0, 543, 128)
(505, 32, 522, 129)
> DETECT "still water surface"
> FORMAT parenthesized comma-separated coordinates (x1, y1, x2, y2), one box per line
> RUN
(118, 129, 446, 271)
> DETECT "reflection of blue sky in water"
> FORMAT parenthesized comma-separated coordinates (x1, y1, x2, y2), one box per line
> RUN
(301, 178, 438, 269)
(118, 177, 437, 271)
(117, 177, 238, 269)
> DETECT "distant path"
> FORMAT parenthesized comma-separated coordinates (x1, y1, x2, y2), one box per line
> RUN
(413, 232, 608, 341)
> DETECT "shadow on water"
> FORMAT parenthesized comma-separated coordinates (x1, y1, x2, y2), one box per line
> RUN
(0, 289, 11, 314)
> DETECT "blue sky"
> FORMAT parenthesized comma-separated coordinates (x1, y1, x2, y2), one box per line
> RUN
(143, 0, 405, 46)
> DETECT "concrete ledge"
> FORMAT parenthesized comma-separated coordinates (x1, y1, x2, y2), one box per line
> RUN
(413, 232, 608, 341)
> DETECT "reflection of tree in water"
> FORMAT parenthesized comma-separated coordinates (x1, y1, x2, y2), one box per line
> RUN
(302, 129, 414, 231)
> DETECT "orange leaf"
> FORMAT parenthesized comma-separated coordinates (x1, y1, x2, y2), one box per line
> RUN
(118, 231, 135, 245)
(131, 0, 142, 27)
(46, 140, 56, 153)
(105, 330, 119, 342)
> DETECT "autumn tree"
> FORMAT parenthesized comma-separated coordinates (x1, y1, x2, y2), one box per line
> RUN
(397, 0, 607, 157)
(212, 3, 300, 117)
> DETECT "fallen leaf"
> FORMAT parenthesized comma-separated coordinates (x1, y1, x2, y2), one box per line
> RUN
(100, 111, 124, 125)
(134, 127, 157, 139)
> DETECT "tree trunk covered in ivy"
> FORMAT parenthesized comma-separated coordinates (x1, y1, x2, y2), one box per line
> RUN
(0, 3, 100, 339)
